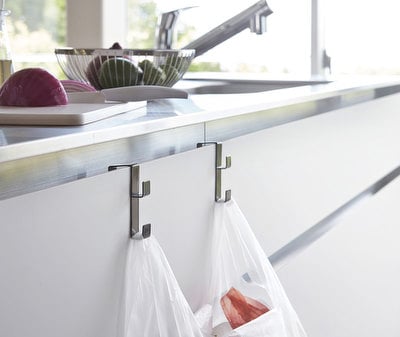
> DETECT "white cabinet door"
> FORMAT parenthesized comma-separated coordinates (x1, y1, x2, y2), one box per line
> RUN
(276, 176, 400, 337)
(0, 146, 215, 337)
(0, 168, 130, 337)
(137, 145, 215, 310)
(221, 94, 400, 256)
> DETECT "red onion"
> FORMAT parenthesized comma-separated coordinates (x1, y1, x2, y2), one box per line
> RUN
(61, 79, 96, 92)
(0, 68, 68, 107)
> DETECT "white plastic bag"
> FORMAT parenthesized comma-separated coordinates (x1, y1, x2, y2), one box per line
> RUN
(117, 236, 204, 337)
(196, 198, 307, 337)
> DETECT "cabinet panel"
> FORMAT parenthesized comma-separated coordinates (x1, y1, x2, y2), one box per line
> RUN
(0, 146, 215, 336)
(221, 95, 400, 255)
(276, 177, 400, 337)
(139, 145, 215, 310)
(0, 169, 130, 337)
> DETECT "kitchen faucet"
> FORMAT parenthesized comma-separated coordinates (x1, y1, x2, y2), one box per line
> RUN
(156, 6, 197, 50)
(156, 0, 273, 57)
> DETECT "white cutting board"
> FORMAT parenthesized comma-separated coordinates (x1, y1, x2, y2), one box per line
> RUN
(0, 101, 146, 126)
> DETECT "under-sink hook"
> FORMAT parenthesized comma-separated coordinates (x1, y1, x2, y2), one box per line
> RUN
(197, 142, 232, 203)
(216, 143, 232, 202)
(108, 164, 151, 239)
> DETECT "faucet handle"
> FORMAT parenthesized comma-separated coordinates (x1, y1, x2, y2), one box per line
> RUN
(156, 6, 197, 50)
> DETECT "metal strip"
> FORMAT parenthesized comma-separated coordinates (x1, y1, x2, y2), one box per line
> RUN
(269, 165, 400, 269)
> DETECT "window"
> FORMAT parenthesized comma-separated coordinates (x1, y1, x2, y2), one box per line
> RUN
(7, 0, 400, 80)
(126, 0, 312, 76)
(325, 0, 400, 76)
(7, 0, 66, 76)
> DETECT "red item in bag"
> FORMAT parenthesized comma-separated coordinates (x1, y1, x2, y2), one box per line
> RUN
(220, 287, 270, 329)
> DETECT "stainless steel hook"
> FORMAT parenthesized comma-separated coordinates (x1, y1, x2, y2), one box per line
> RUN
(197, 142, 232, 202)
(215, 143, 232, 202)
(108, 164, 151, 239)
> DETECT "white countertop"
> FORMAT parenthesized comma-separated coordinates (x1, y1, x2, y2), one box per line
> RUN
(1, 77, 400, 164)
(1, 76, 400, 199)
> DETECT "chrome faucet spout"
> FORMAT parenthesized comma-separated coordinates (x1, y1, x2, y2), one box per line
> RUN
(156, 6, 197, 50)
(183, 0, 273, 57)
(250, 7, 272, 34)
(156, 10, 179, 50)
(156, 0, 273, 56)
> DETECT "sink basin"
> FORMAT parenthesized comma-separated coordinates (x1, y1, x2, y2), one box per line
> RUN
(177, 79, 331, 95)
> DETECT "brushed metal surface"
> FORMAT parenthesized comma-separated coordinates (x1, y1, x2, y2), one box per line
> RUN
(0, 123, 204, 200)
(1, 79, 400, 200)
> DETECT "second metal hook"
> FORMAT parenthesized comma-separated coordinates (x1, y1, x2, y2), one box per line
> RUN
(131, 165, 151, 239)
(197, 142, 232, 202)
(216, 143, 232, 202)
